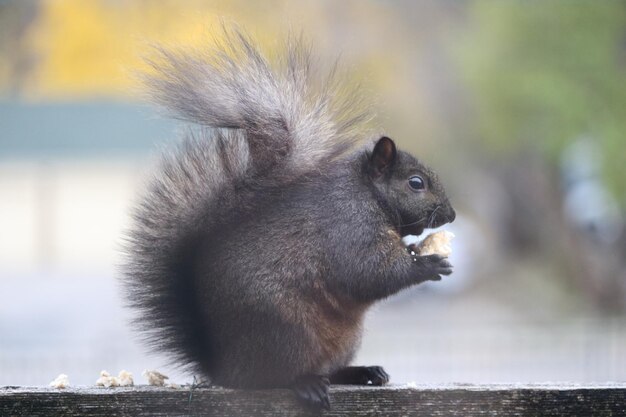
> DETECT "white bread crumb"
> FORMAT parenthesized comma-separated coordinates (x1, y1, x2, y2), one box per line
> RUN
(96, 370, 119, 387)
(49, 374, 70, 389)
(96, 370, 134, 388)
(117, 370, 134, 387)
(143, 369, 169, 386)
(417, 231, 455, 257)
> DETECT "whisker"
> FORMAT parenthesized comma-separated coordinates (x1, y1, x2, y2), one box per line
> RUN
(398, 216, 427, 228)
(396, 205, 443, 230)
(427, 205, 442, 229)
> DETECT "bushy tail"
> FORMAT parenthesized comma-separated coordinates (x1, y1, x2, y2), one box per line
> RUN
(123, 29, 373, 374)
(142, 27, 372, 173)
(123, 128, 252, 373)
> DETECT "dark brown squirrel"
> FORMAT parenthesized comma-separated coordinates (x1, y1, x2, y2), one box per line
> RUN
(122, 28, 455, 410)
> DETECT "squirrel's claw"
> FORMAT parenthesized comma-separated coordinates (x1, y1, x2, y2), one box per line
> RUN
(364, 366, 389, 386)
(329, 365, 390, 386)
(418, 254, 453, 280)
(366, 366, 390, 386)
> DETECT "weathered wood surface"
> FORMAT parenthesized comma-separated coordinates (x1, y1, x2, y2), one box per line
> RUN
(1, 384, 625, 417)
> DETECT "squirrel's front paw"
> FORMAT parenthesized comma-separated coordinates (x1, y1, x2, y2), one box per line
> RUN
(415, 253, 453, 281)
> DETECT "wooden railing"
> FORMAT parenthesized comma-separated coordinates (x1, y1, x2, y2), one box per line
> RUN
(2, 384, 625, 416)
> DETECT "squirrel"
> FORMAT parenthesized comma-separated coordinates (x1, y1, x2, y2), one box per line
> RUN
(123, 29, 455, 410)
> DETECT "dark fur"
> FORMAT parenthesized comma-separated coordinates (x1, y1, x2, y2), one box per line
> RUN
(122, 28, 455, 407)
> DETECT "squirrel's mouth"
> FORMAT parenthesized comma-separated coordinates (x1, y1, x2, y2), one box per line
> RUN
(399, 206, 456, 237)
(399, 223, 425, 237)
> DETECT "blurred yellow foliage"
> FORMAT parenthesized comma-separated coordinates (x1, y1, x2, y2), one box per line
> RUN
(22, 0, 304, 100)
(4, 0, 432, 143)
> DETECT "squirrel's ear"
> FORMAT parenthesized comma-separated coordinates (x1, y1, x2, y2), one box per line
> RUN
(371, 136, 397, 176)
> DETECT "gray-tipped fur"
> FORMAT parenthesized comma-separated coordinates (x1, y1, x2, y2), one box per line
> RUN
(143, 29, 371, 174)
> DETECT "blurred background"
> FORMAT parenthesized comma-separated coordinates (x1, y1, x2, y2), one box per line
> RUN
(1, 0, 625, 387)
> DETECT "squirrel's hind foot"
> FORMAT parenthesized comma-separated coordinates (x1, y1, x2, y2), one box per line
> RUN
(329, 366, 390, 386)
(293, 374, 331, 411)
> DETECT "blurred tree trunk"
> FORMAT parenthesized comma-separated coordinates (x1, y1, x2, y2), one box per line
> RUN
(499, 152, 625, 312)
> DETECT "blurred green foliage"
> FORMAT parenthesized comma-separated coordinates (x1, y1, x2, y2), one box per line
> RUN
(457, 2, 626, 201)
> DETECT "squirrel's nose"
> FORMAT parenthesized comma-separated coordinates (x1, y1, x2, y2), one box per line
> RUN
(447, 206, 456, 223)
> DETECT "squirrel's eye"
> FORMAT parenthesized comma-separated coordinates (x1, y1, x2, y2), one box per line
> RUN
(408, 175, 425, 191)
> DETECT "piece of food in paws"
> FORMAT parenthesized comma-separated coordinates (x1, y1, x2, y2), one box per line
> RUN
(416, 231, 455, 257)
